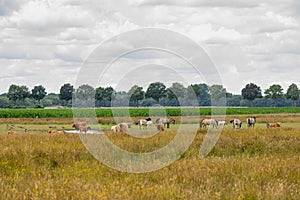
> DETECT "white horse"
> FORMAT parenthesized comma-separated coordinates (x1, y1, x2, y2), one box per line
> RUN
(247, 117, 256, 127)
(230, 119, 242, 129)
(217, 121, 227, 127)
(200, 119, 218, 129)
(136, 118, 153, 129)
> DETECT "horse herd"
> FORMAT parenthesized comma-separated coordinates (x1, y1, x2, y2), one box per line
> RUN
(200, 116, 258, 129)
(5, 116, 280, 135)
(200, 116, 281, 129)
(51, 116, 283, 135)
(110, 117, 176, 133)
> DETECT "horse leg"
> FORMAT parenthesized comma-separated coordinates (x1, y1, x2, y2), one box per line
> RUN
(167, 123, 170, 128)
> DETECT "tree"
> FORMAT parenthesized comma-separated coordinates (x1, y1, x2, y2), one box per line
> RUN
(167, 83, 186, 106)
(198, 83, 211, 106)
(59, 83, 74, 106)
(128, 85, 144, 107)
(31, 85, 47, 103)
(95, 87, 105, 107)
(286, 83, 300, 107)
(264, 84, 284, 107)
(7, 84, 20, 103)
(7, 84, 30, 106)
(75, 84, 95, 99)
(186, 85, 199, 106)
(74, 84, 95, 107)
(241, 83, 262, 106)
(145, 82, 167, 104)
(209, 85, 227, 106)
(103, 87, 116, 104)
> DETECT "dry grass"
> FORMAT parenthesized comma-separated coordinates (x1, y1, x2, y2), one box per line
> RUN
(0, 117, 299, 200)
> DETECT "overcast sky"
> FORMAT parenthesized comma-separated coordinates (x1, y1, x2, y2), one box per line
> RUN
(0, 0, 300, 94)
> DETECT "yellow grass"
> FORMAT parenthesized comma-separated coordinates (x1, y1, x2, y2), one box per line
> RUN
(0, 115, 299, 199)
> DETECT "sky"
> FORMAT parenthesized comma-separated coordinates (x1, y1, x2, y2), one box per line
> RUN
(0, 0, 300, 95)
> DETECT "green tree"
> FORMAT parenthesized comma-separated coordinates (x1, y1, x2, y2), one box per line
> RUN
(103, 87, 116, 102)
(74, 84, 95, 107)
(95, 87, 105, 107)
(186, 85, 199, 106)
(167, 83, 186, 106)
(128, 85, 144, 107)
(31, 85, 47, 103)
(7, 84, 20, 103)
(210, 85, 227, 106)
(145, 82, 167, 104)
(7, 84, 30, 106)
(286, 83, 300, 107)
(75, 84, 95, 99)
(241, 83, 262, 107)
(59, 83, 74, 106)
(264, 84, 284, 107)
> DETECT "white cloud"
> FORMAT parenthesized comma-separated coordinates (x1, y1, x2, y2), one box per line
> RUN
(0, 0, 299, 94)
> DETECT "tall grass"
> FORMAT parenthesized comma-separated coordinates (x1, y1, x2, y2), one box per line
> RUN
(0, 127, 299, 199)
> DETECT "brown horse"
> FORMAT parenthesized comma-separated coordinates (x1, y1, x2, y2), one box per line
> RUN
(156, 118, 176, 128)
(266, 122, 281, 128)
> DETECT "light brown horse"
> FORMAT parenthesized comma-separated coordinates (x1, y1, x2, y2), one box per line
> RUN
(156, 118, 176, 128)
(200, 119, 218, 129)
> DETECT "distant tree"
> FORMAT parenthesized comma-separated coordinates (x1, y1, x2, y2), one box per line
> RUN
(264, 84, 284, 107)
(95, 87, 105, 107)
(241, 83, 262, 106)
(59, 83, 74, 106)
(31, 85, 47, 103)
(0, 96, 11, 108)
(286, 83, 300, 107)
(199, 84, 211, 106)
(167, 83, 186, 106)
(210, 85, 227, 106)
(103, 86, 116, 105)
(74, 84, 95, 107)
(227, 95, 242, 106)
(128, 85, 144, 107)
(7, 84, 20, 103)
(113, 91, 128, 107)
(186, 85, 199, 106)
(7, 84, 30, 106)
(75, 84, 95, 99)
(42, 93, 60, 107)
(145, 82, 167, 104)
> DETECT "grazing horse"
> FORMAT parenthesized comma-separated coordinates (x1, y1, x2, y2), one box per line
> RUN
(156, 123, 164, 131)
(200, 119, 218, 129)
(7, 130, 16, 135)
(230, 119, 242, 129)
(72, 122, 91, 133)
(217, 121, 227, 127)
(266, 122, 281, 128)
(247, 117, 256, 127)
(119, 123, 129, 132)
(136, 118, 153, 129)
(111, 125, 120, 133)
(72, 122, 87, 130)
(156, 118, 176, 128)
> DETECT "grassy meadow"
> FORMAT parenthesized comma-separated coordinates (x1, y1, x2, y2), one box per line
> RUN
(0, 111, 299, 199)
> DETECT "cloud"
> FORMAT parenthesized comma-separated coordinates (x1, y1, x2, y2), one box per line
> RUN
(129, 0, 260, 8)
(0, 0, 299, 94)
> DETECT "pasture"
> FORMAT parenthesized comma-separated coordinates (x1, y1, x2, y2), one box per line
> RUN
(0, 113, 299, 199)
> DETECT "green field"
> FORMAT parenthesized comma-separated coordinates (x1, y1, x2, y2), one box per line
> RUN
(1, 107, 300, 118)
(0, 109, 299, 199)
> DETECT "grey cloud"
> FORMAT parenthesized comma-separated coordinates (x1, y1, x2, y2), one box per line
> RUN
(132, 0, 260, 8)
(0, 0, 19, 16)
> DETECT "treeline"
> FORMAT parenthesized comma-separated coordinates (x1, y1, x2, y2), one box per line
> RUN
(0, 82, 300, 108)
